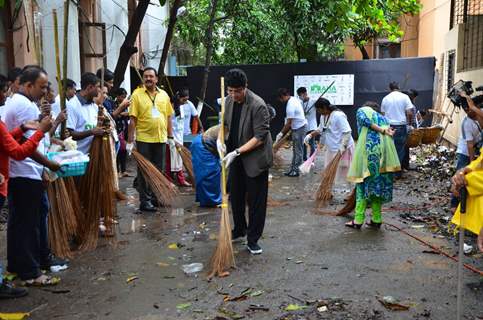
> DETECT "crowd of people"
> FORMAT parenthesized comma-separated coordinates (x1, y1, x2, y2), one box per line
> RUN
(0, 65, 481, 302)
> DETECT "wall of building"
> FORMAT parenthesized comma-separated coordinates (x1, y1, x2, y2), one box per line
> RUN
(38, 0, 81, 91)
(140, 4, 169, 73)
(11, 1, 39, 68)
(98, 0, 131, 92)
(417, 0, 451, 58)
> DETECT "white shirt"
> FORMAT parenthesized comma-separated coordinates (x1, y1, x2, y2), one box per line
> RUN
(457, 116, 481, 156)
(286, 96, 307, 130)
(318, 110, 353, 152)
(172, 107, 185, 144)
(182, 100, 198, 135)
(66, 95, 99, 154)
(381, 91, 412, 125)
(4, 93, 46, 180)
(0, 105, 4, 120)
(299, 97, 317, 131)
(52, 95, 61, 117)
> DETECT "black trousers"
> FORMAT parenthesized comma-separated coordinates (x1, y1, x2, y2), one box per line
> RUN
(117, 149, 127, 173)
(136, 141, 166, 203)
(7, 177, 49, 280)
(229, 159, 268, 245)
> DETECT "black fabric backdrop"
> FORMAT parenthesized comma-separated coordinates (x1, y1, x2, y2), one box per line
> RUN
(186, 57, 435, 136)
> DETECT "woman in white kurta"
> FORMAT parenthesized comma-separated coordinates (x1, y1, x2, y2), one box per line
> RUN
(304, 98, 354, 184)
(169, 91, 191, 187)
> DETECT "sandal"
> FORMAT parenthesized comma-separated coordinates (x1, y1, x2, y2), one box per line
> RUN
(24, 275, 60, 287)
(345, 220, 362, 229)
(366, 220, 382, 229)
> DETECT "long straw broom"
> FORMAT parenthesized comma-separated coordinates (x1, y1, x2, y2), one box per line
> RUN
(64, 176, 84, 238)
(315, 151, 343, 207)
(78, 107, 117, 250)
(132, 150, 179, 207)
(47, 178, 77, 258)
(177, 145, 195, 186)
(207, 77, 235, 279)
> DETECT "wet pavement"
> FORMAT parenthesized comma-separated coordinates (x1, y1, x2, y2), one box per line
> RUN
(0, 152, 482, 320)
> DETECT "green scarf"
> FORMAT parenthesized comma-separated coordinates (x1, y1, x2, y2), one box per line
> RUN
(347, 107, 401, 183)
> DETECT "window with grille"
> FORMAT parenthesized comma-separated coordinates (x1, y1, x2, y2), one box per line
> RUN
(450, 0, 483, 71)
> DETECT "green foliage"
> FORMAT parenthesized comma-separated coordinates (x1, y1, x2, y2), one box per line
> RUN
(174, 0, 421, 65)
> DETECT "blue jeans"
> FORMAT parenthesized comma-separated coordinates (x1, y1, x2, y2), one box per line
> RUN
(450, 153, 470, 208)
(391, 125, 408, 177)
(290, 126, 307, 173)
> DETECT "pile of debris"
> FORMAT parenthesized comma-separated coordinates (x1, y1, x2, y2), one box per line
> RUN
(411, 145, 456, 181)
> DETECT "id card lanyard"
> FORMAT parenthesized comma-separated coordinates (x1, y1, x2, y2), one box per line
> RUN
(148, 91, 161, 118)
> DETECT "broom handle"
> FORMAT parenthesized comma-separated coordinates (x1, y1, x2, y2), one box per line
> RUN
(220, 77, 227, 196)
(456, 187, 467, 320)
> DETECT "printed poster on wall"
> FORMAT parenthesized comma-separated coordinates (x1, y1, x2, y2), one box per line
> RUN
(294, 74, 355, 105)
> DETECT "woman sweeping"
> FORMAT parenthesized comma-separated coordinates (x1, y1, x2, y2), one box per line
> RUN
(345, 101, 400, 229)
(304, 98, 354, 184)
(191, 125, 222, 207)
(167, 91, 191, 187)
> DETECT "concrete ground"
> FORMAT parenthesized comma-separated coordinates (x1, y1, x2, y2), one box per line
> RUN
(0, 151, 482, 320)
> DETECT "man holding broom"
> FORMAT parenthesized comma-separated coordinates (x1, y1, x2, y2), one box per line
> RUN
(276, 88, 307, 177)
(127, 67, 174, 212)
(218, 68, 272, 255)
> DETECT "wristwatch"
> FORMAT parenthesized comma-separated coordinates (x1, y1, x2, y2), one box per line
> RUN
(235, 148, 241, 156)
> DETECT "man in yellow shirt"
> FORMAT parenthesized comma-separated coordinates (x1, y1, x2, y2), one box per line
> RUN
(127, 67, 174, 212)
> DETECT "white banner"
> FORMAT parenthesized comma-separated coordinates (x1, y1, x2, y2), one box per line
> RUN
(294, 74, 355, 105)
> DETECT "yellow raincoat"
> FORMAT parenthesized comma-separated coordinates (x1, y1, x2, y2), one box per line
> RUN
(451, 149, 483, 235)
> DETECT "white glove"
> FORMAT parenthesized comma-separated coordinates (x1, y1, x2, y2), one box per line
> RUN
(303, 134, 312, 146)
(217, 138, 226, 156)
(275, 132, 284, 142)
(338, 144, 347, 154)
(223, 149, 240, 168)
(167, 138, 176, 150)
(126, 142, 134, 156)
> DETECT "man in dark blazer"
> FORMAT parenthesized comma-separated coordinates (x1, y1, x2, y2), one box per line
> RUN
(218, 68, 272, 255)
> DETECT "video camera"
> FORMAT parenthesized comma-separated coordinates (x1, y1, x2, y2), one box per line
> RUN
(448, 80, 483, 110)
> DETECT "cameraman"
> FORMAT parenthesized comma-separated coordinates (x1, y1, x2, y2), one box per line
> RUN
(450, 93, 483, 210)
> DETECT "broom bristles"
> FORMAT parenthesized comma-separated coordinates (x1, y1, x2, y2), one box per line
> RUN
(47, 178, 76, 258)
(64, 176, 84, 239)
(334, 188, 356, 216)
(207, 195, 236, 279)
(78, 136, 117, 250)
(178, 145, 195, 187)
(132, 150, 178, 207)
(272, 132, 291, 155)
(315, 152, 342, 207)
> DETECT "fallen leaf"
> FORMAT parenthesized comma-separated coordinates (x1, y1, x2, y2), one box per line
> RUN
(0, 313, 30, 320)
(209, 233, 217, 240)
(168, 243, 179, 249)
(295, 261, 304, 264)
(284, 304, 308, 311)
(249, 290, 264, 297)
(218, 307, 245, 319)
(3, 273, 16, 282)
(126, 276, 139, 283)
(240, 288, 252, 296)
(377, 296, 410, 311)
(224, 294, 248, 302)
(156, 262, 170, 267)
(176, 302, 191, 310)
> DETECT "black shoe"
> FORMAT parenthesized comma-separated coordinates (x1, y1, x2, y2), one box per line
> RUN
(0, 283, 28, 299)
(41, 254, 69, 270)
(247, 242, 262, 255)
(287, 171, 299, 177)
(232, 230, 246, 242)
(140, 201, 157, 212)
(284, 171, 294, 176)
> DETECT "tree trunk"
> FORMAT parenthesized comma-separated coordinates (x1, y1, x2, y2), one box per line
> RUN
(357, 44, 370, 60)
(199, 0, 219, 106)
(113, 0, 150, 90)
(158, 0, 183, 77)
